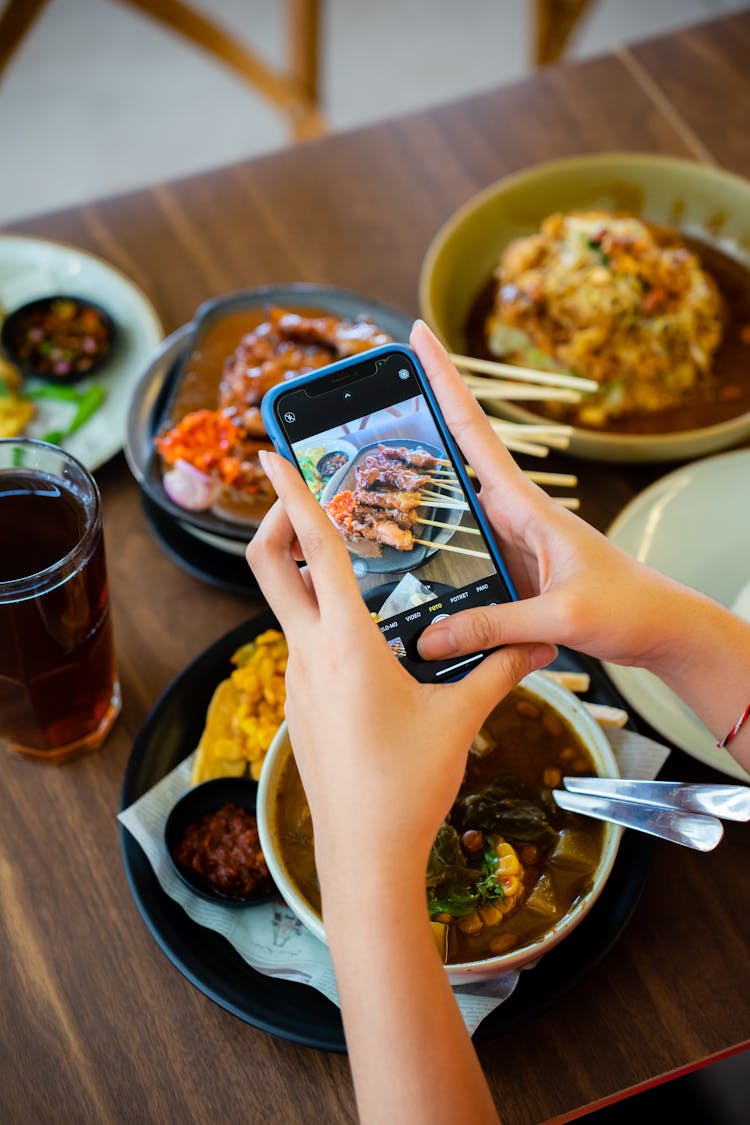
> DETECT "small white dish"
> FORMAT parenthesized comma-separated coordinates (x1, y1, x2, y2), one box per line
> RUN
(0, 235, 163, 470)
(605, 448, 750, 781)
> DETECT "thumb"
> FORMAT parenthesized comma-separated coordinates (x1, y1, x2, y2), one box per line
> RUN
(447, 642, 558, 725)
(417, 595, 564, 661)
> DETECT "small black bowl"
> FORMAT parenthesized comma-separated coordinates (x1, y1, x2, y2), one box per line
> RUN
(1, 294, 116, 384)
(164, 776, 277, 906)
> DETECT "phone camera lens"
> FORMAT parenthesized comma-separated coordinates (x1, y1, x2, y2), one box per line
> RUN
(398, 368, 410, 380)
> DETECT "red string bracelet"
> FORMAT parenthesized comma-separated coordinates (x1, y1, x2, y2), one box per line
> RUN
(717, 703, 750, 749)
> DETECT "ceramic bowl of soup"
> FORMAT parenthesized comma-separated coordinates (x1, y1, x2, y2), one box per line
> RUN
(257, 672, 622, 982)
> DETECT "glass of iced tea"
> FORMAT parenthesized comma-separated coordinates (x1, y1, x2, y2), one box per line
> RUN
(0, 439, 120, 761)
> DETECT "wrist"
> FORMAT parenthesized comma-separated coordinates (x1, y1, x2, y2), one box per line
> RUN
(317, 841, 428, 922)
(626, 573, 712, 680)
(641, 580, 732, 681)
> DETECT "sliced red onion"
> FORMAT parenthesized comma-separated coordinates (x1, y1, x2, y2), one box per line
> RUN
(162, 459, 222, 511)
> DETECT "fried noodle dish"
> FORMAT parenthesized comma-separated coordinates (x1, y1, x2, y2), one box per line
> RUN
(487, 211, 724, 427)
(155, 307, 391, 514)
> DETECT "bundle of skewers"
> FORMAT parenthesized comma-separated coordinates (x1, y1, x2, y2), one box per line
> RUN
(447, 351, 598, 510)
(325, 443, 491, 559)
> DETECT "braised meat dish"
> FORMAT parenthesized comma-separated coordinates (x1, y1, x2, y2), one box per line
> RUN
(155, 307, 392, 515)
(219, 308, 392, 437)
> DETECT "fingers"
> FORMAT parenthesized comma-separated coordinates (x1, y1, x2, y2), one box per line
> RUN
(246, 499, 317, 632)
(257, 450, 362, 613)
(410, 320, 527, 495)
(449, 641, 558, 720)
(417, 594, 573, 661)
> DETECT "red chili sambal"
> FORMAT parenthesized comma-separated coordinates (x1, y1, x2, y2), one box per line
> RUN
(3, 296, 114, 381)
(173, 803, 273, 898)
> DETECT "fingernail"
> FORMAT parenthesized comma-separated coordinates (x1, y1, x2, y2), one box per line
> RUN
(531, 643, 557, 669)
(418, 625, 457, 660)
(258, 448, 274, 481)
(412, 318, 427, 331)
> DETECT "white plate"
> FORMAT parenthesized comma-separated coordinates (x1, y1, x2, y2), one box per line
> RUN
(0, 235, 163, 470)
(605, 448, 750, 780)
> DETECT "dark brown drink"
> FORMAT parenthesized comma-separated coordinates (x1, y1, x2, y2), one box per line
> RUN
(0, 442, 120, 760)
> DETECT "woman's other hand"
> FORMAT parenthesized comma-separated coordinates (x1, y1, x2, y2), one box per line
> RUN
(412, 320, 689, 677)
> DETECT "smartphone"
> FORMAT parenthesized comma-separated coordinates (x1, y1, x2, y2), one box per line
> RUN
(261, 343, 517, 682)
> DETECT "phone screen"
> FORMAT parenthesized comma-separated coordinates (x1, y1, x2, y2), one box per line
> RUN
(271, 350, 514, 681)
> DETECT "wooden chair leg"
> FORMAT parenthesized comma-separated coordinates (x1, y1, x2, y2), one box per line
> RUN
(116, 0, 325, 140)
(532, 0, 597, 68)
(288, 0, 325, 141)
(0, 0, 50, 81)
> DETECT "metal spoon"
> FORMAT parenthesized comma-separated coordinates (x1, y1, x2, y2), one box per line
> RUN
(562, 778, 750, 821)
(552, 790, 724, 851)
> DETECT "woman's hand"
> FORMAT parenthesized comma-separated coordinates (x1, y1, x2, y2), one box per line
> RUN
(246, 449, 554, 891)
(411, 321, 691, 677)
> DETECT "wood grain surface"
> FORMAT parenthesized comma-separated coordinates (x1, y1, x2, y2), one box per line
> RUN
(2, 14, 749, 1125)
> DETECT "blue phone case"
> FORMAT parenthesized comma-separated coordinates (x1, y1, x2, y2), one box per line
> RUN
(261, 343, 518, 604)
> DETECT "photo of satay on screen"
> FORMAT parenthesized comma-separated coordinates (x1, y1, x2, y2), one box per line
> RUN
(292, 397, 493, 582)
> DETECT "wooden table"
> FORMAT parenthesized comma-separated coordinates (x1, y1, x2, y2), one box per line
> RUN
(3, 13, 749, 1124)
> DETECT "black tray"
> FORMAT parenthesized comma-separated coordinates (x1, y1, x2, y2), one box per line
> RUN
(120, 612, 652, 1052)
(141, 493, 261, 597)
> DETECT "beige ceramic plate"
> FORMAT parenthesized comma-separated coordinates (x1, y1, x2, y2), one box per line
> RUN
(419, 154, 750, 463)
(605, 448, 750, 781)
(0, 235, 163, 470)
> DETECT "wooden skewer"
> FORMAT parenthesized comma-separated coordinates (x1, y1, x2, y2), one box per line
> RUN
(543, 670, 591, 693)
(451, 352, 598, 393)
(524, 471, 578, 487)
(424, 478, 464, 494)
(514, 433, 570, 451)
(498, 437, 550, 458)
(420, 492, 469, 510)
(415, 517, 480, 535)
(413, 538, 490, 559)
(553, 497, 580, 510)
(489, 422, 573, 439)
(419, 502, 470, 514)
(584, 702, 628, 729)
(434, 464, 579, 489)
(463, 377, 582, 404)
(487, 419, 569, 456)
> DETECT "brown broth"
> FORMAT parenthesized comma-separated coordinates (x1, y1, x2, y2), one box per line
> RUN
(465, 237, 750, 434)
(167, 305, 335, 423)
(444, 686, 603, 964)
(276, 759, 319, 914)
(274, 686, 604, 965)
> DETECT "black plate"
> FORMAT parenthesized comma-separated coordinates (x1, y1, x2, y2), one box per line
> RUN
(141, 493, 261, 597)
(1, 293, 116, 383)
(120, 612, 652, 1052)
